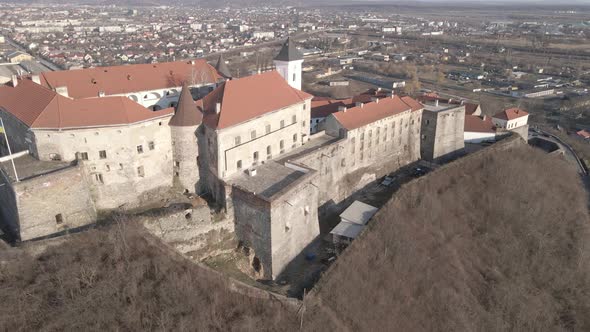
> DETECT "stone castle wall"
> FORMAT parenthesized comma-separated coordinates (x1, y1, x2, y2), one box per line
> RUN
(7, 164, 97, 241)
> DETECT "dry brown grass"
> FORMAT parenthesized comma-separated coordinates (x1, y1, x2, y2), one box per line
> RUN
(0, 222, 298, 331)
(1, 143, 589, 331)
(304, 144, 590, 331)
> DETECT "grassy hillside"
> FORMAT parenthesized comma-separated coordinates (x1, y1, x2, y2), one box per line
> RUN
(0, 224, 298, 331)
(304, 143, 590, 331)
(1, 142, 589, 331)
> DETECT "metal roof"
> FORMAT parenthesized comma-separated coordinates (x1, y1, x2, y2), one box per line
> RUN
(274, 37, 303, 62)
(339, 200, 379, 225)
(330, 221, 365, 239)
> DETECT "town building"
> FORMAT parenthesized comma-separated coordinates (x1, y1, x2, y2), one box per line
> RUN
(464, 108, 529, 144)
(6, 51, 34, 64)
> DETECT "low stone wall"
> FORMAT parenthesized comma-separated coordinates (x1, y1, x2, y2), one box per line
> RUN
(141, 204, 236, 261)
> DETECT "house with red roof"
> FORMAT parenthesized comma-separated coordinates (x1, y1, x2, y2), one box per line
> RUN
(491, 108, 529, 130)
(464, 108, 529, 143)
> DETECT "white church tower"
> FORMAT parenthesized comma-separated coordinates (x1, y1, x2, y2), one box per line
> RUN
(273, 37, 304, 90)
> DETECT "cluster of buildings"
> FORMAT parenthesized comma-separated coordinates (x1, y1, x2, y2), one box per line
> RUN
(0, 5, 318, 69)
(417, 93, 529, 144)
(0, 34, 528, 280)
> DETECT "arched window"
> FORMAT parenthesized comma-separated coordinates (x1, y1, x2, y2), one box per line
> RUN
(266, 145, 272, 159)
(237, 160, 242, 170)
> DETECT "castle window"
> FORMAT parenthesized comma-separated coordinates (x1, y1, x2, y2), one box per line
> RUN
(237, 160, 242, 170)
(235, 136, 241, 145)
(94, 173, 104, 184)
(280, 120, 285, 128)
(137, 145, 144, 154)
(99, 150, 107, 159)
(303, 104, 306, 110)
(293, 134, 297, 142)
(149, 141, 155, 150)
(55, 214, 63, 225)
(292, 73, 296, 82)
(266, 146, 272, 159)
(253, 152, 259, 165)
(280, 140, 285, 153)
(266, 124, 271, 134)
(137, 166, 145, 177)
(292, 115, 297, 124)
(106, 164, 111, 172)
(119, 163, 124, 170)
(251, 130, 257, 140)
(79, 152, 89, 160)
(175, 161, 180, 167)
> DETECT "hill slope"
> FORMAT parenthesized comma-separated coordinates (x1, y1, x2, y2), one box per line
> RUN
(1, 140, 589, 331)
(305, 142, 590, 331)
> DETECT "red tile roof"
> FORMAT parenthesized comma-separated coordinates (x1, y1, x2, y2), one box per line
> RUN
(310, 91, 421, 119)
(332, 96, 413, 130)
(400, 96, 424, 112)
(38, 60, 222, 99)
(464, 115, 496, 133)
(0, 79, 173, 129)
(577, 130, 590, 139)
(464, 103, 480, 115)
(493, 108, 529, 121)
(200, 71, 313, 130)
(311, 98, 352, 118)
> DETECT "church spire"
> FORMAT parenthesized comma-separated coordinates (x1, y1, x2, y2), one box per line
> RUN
(215, 54, 232, 79)
(274, 37, 303, 62)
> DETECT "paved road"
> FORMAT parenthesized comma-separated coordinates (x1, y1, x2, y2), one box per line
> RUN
(529, 128, 588, 176)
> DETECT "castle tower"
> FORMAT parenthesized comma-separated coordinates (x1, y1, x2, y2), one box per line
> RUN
(169, 83, 202, 194)
(273, 37, 304, 90)
(215, 54, 232, 79)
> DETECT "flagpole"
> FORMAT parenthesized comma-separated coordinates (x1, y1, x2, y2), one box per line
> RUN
(0, 117, 19, 182)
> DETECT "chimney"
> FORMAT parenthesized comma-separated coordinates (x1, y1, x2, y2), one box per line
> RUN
(11, 74, 17, 87)
(371, 97, 380, 103)
(483, 115, 487, 120)
(98, 91, 105, 97)
(338, 106, 347, 112)
(127, 74, 132, 80)
(32, 75, 41, 85)
(387, 91, 394, 98)
(248, 168, 257, 177)
(190, 60, 195, 65)
(355, 102, 364, 108)
(435, 99, 439, 107)
(56, 86, 69, 97)
(215, 102, 221, 114)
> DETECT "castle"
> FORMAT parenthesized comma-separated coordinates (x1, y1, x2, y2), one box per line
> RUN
(0, 39, 466, 279)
